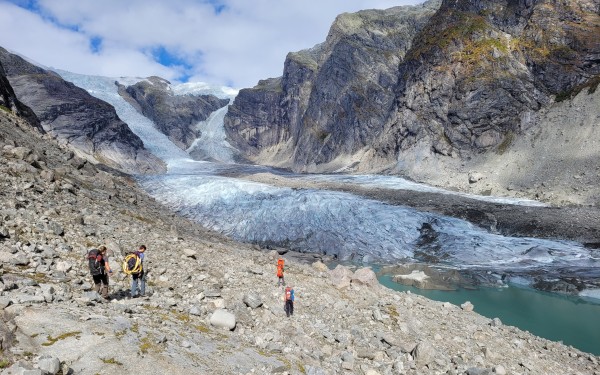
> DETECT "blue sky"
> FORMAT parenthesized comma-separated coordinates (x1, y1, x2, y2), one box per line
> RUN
(0, 0, 422, 89)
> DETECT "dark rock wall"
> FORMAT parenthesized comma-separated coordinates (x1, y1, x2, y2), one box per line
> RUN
(119, 76, 229, 150)
(0, 59, 42, 130)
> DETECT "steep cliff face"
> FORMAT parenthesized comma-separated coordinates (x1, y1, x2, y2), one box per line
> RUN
(0, 60, 42, 131)
(375, 0, 600, 162)
(118, 77, 230, 150)
(223, 0, 600, 197)
(225, 1, 441, 170)
(0, 47, 165, 174)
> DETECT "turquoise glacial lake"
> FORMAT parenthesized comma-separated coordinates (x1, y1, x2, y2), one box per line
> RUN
(378, 275, 600, 356)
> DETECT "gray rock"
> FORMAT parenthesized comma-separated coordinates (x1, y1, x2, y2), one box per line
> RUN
(209, 309, 236, 330)
(329, 265, 353, 289)
(466, 367, 492, 375)
(352, 267, 378, 287)
(38, 356, 61, 375)
(11, 253, 29, 266)
(461, 301, 474, 312)
(242, 293, 263, 309)
(189, 306, 202, 316)
(490, 317, 502, 327)
(411, 341, 437, 365)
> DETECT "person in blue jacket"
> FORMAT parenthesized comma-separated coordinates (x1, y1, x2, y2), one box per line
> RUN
(284, 286, 295, 317)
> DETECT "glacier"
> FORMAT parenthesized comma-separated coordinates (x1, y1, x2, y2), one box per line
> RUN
(55, 70, 599, 275)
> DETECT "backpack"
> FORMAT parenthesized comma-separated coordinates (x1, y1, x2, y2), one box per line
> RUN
(276, 264, 284, 277)
(87, 249, 104, 276)
(122, 252, 142, 275)
(285, 287, 293, 301)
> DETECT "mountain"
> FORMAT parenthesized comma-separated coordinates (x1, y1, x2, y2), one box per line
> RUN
(0, 47, 165, 175)
(223, 0, 600, 205)
(117, 76, 230, 150)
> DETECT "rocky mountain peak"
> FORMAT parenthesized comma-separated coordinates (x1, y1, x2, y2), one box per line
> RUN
(118, 78, 230, 150)
(223, 0, 600, 205)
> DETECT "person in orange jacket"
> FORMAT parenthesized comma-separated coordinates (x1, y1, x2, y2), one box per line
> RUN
(276, 257, 285, 286)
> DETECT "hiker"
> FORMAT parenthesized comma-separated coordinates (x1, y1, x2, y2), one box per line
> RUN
(88, 245, 112, 299)
(276, 257, 285, 286)
(130, 245, 146, 298)
(284, 285, 295, 317)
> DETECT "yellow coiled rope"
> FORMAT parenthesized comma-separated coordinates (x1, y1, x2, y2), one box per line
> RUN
(122, 253, 142, 274)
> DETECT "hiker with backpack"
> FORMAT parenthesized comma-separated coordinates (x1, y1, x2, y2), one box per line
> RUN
(284, 285, 295, 317)
(124, 245, 146, 298)
(276, 257, 285, 287)
(87, 245, 112, 299)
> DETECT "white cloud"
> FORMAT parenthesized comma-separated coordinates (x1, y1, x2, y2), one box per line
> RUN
(0, 0, 424, 88)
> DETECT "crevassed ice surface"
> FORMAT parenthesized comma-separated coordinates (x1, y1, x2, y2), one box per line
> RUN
(57, 71, 599, 273)
(137, 173, 596, 270)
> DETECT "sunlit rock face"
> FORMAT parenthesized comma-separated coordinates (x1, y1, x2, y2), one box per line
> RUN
(118, 76, 230, 150)
(0, 47, 165, 174)
(223, 0, 600, 176)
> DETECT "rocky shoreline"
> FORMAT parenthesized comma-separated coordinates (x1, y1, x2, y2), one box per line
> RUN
(2, 112, 600, 374)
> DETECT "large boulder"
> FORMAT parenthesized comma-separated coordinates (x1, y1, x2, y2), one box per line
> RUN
(209, 309, 236, 330)
(329, 265, 353, 289)
(351, 267, 379, 288)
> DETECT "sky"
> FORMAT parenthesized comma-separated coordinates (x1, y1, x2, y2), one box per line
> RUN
(0, 0, 422, 89)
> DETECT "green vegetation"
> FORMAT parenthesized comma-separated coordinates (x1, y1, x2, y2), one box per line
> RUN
(0, 359, 10, 368)
(41, 331, 81, 346)
(194, 323, 210, 333)
(101, 358, 123, 366)
(139, 335, 164, 354)
(297, 361, 307, 374)
(496, 132, 514, 155)
(409, 11, 490, 60)
(0, 105, 11, 114)
(253, 78, 283, 93)
(555, 74, 600, 102)
(461, 38, 508, 64)
(114, 329, 127, 339)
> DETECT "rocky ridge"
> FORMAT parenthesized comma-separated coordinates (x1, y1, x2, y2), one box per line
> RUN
(1, 99, 599, 374)
(117, 76, 230, 150)
(223, 0, 600, 206)
(0, 47, 165, 175)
